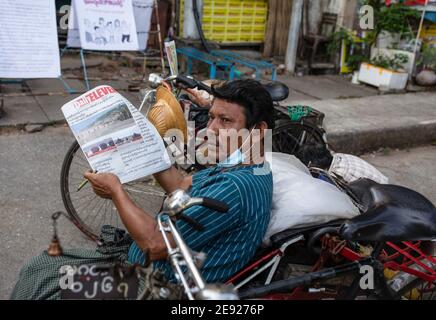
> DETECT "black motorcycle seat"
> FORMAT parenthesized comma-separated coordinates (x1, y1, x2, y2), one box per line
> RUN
(341, 179, 436, 242)
(270, 219, 345, 248)
(263, 81, 289, 102)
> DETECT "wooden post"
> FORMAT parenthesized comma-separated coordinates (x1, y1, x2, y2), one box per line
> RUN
(263, 0, 278, 57)
(285, 0, 303, 73)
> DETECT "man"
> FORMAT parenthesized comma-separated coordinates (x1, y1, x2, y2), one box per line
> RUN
(11, 79, 273, 300)
(82, 79, 275, 284)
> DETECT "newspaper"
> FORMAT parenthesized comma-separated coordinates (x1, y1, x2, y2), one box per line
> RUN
(61, 85, 171, 183)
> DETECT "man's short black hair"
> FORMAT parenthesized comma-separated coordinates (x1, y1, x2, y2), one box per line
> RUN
(211, 79, 275, 129)
(295, 142, 333, 169)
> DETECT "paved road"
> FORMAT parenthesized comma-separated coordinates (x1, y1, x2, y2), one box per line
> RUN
(0, 127, 435, 299)
(0, 126, 94, 299)
(361, 146, 436, 203)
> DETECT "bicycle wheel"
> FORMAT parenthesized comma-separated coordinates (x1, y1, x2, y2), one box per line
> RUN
(392, 277, 435, 300)
(272, 119, 326, 155)
(60, 141, 166, 241)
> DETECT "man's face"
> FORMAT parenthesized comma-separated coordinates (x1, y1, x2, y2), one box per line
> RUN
(206, 98, 248, 163)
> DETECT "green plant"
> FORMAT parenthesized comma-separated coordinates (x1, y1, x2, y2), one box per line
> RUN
(327, 28, 370, 71)
(361, 1, 420, 45)
(370, 53, 409, 71)
(327, 2, 420, 72)
(417, 46, 436, 71)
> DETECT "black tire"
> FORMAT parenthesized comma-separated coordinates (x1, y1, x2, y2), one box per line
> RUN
(395, 277, 436, 300)
(60, 141, 165, 241)
(272, 119, 326, 155)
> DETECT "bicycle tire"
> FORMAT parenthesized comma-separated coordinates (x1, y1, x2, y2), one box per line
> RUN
(60, 141, 166, 241)
(396, 277, 436, 300)
(271, 119, 326, 155)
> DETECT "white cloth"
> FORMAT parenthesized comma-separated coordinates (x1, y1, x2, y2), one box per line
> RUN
(329, 153, 389, 184)
(263, 152, 360, 244)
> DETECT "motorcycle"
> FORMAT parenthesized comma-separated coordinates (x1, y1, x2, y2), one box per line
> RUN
(53, 176, 436, 300)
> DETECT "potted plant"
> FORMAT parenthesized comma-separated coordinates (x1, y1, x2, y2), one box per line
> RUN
(328, 1, 419, 90)
(416, 46, 436, 86)
(358, 52, 410, 90)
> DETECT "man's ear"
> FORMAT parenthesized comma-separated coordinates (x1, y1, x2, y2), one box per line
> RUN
(257, 121, 268, 139)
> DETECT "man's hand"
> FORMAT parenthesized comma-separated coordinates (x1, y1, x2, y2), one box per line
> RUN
(84, 170, 122, 199)
(186, 88, 212, 107)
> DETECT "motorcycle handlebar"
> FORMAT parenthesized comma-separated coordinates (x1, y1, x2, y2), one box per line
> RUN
(179, 213, 204, 231)
(173, 74, 212, 94)
(201, 197, 229, 213)
(177, 198, 228, 230)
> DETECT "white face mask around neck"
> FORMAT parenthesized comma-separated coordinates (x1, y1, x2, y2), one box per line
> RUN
(217, 127, 255, 168)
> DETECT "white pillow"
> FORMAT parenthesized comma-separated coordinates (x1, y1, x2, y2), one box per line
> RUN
(263, 152, 360, 244)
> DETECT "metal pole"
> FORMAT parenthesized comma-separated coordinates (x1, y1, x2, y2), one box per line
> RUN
(167, 218, 206, 290)
(80, 49, 90, 90)
(410, 0, 429, 79)
(285, 0, 304, 73)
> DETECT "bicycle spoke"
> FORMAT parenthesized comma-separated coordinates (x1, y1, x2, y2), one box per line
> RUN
(73, 194, 99, 222)
(73, 191, 97, 205)
(71, 159, 91, 170)
(81, 195, 103, 224)
(109, 200, 116, 229)
(86, 202, 107, 231)
(124, 185, 164, 197)
(94, 199, 110, 231)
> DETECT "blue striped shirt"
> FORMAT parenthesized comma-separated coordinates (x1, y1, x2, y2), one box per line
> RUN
(127, 163, 273, 283)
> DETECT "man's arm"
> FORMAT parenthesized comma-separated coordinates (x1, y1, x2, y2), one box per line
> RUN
(84, 171, 172, 261)
(153, 165, 192, 194)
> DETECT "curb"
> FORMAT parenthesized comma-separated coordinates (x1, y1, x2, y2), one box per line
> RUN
(1, 118, 435, 155)
(0, 120, 66, 134)
(328, 122, 436, 155)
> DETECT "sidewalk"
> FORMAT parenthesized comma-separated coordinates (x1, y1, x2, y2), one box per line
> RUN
(1, 73, 435, 154)
(279, 91, 436, 154)
(0, 53, 144, 129)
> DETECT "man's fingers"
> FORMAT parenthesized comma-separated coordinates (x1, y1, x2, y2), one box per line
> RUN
(84, 170, 96, 180)
(186, 88, 197, 96)
(93, 186, 111, 199)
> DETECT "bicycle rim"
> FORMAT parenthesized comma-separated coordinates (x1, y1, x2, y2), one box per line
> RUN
(272, 120, 325, 155)
(60, 141, 166, 241)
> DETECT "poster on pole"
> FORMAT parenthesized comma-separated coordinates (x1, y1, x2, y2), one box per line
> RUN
(67, 0, 153, 51)
(0, 0, 61, 78)
(72, 0, 139, 51)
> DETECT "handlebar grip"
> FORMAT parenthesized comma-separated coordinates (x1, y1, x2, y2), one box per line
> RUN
(202, 198, 229, 213)
(175, 75, 212, 94)
(195, 81, 212, 94)
(179, 213, 204, 231)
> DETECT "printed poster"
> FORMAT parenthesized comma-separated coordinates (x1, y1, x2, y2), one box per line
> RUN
(67, 0, 153, 50)
(0, 0, 61, 78)
(72, 0, 139, 51)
